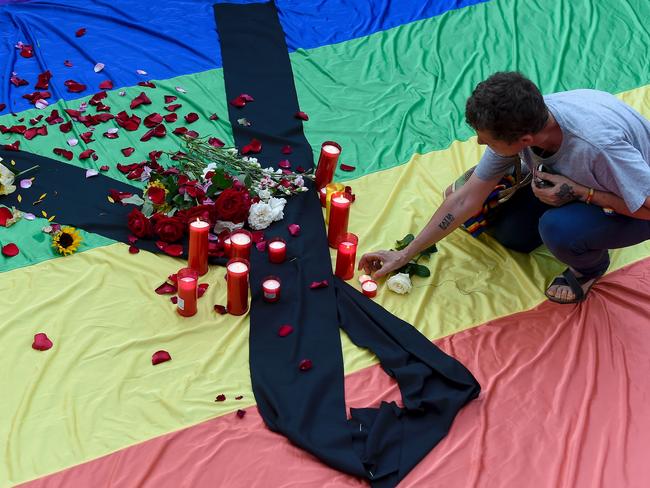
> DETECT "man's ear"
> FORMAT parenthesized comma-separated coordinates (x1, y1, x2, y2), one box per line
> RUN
(518, 134, 534, 146)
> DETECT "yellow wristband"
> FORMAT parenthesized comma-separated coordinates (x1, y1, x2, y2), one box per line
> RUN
(585, 187, 595, 205)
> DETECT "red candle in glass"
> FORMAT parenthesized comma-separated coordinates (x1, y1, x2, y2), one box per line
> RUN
(328, 192, 351, 248)
(361, 279, 378, 298)
(223, 235, 232, 257)
(230, 230, 252, 261)
(314, 141, 341, 191)
(334, 233, 358, 280)
(177, 267, 198, 317)
(268, 238, 287, 264)
(226, 258, 249, 316)
(262, 276, 281, 303)
(188, 219, 210, 275)
(319, 187, 328, 207)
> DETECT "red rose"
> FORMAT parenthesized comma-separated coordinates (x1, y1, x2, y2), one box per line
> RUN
(127, 209, 153, 238)
(154, 216, 185, 243)
(215, 188, 251, 224)
(146, 186, 166, 205)
(177, 204, 218, 225)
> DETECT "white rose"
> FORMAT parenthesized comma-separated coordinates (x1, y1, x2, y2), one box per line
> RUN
(248, 202, 274, 230)
(257, 188, 272, 201)
(268, 197, 286, 221)
(0, 162, 17, 196)
(387, 273, 412, 294)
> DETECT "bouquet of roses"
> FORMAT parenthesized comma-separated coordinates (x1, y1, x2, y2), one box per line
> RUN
(117, 136, 312, 256)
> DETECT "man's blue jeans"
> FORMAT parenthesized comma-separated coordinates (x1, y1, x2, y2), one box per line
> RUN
(486, 185, 650, 277)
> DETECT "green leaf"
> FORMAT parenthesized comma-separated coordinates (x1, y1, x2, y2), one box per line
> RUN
(411, 264, 430, 277)
(395, 233, 414, 251)
(211, 169, 232, 190)
(422, 243, 438, 255)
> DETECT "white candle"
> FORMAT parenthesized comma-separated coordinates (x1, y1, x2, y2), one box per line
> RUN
(263, 279, 280, 290)
(227, 261, 249, 274)
(322, 144, 340, 155)
(231, 233, 251, 245)
(268, 241, 285, 250)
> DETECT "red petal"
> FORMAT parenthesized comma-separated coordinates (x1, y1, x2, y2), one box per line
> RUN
(0, 207, 12, 226)
(278, 159, 291, 169)
(34, 70, 52, 90)
(79, 149, 96, 160)
(121, 147, 135, 157)
(215, 394, 226, 402)
(75, 28, 86, 37)
(229, 96, 246, 108)
(184, 112, 199, 123)
(198, 283, 209, 298)
(32, 333, 53, 351)
(281, 145, 292, 155)
(155, 282, 177, 295)
(164, 113, 178, 123)
(59, 121, 72, 133)
(236, 409, 246, 419)
(103, 131, 119, 139)
(128, 245, 140, 254)
(128, 235, 138, 245)
(53, 148, 73, 160)
(1, 243, 20, 257)
(169, 296, 178, 304)
(235, 395, 243, 400)
(115, 111, 141, 131)
(209, 113, 219, 121)
(250, 231, 265, 243)
(167, 273, 178, 284)
(309, 280, 329, 289)
(65, 80, 87, 93)
(130, 92, 152, 109)
(0, 104, 6, 112)
(164, 95, 177, 103)
(152, 350, 172, 365)
(165, 104, 182, 112)
(3, 141, 20, 151)
(138, 81, 156, 88)
(288, 224, 300, 236)
(340, 164, 356, 172)
(20, 45, 34, 58)
(294, 111, 309, 121)
(45, 110, 64, 125)
(100, 165, 109, 171)
(155, 240, 168, 251)
(80, 131, 94, 143)
(208, 137, 224, 148)
(163, 244, 183, 257)
(173, 127, 188, 136)
(10, 75, 29, 87)
(241, 138, 262, 154)
(143, 113, 163, 128)
(278, 325, 293, 337)
(214, 304, 227, 315)
(64, 60, 73, 67)
(99, 80, 113, 90)
(185, 130, 199, 139)
(299, 359, 313, 371)
(256, 241, 267, 252)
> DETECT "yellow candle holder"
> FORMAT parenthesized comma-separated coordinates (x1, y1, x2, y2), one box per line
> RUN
(325, 182, 345, 223)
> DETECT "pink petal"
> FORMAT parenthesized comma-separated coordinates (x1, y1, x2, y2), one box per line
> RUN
(24, 213, 36, 220)
(278, 325, 293, 337)
(294, 111, 309, 121)
(209, 113, 219, 121)
(256, 241, 267, 252)
(288, 224, 300, 236)
(310, 280, 329, 289)
(2, 243, 19, 257)
(152, 350, 171, 365)
(20, 178, 32, 189)
(136, 69, 148, 75)
(32, 333, 53, 351)
(100, 165, 109, 171)
(94, 62, 105, 73)
(281, 145, 292, 154)
(278, 159, 291, 169)
(175, 86, 187, 93)
(67, 138, 78, 146)
(35, 99, 49, 109)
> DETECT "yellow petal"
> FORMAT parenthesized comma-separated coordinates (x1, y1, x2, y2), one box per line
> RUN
(48, 215, 55, 222)
(107, 196, 115, 204)
(41, 210, 47, 217)
(39, 193, 47, 200)
(17, 195, 22, 202)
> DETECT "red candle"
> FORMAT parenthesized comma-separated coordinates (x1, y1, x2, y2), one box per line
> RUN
(328, 192, 351, 248)
(223, 235, 232, 257)
(319, 187, 328, 207)
(188, 219, 210, 275)
(314, 141, 341, 190)
(325, 182, 345, 223)
(262, 276, 281, 303)
(230, 230, 252, 261)
(268, 238, 287, 264)
(177, 267, 198, 317)
(334, 233, 358, 280)
(226, 258, 249, 316)
(361, 279, 378, 298)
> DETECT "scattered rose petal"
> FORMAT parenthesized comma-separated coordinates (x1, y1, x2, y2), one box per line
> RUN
(155, 282, 177, 295)
(288, 224, 300, 236)
(163, 113, 177, 123)
(24, 213, 36, 220)
(32, 333, 53, 351)
(340, 164, 356, 172)
(256, 241, 267, 252)
(184, 112, 199, 123)
(20, 44, 34, 58)
(128, 245, 139, 254)
(130, 92, 152, 109)
(3, 141, 20, 151)
(229, 95, 247, 108)
(163, 244, 183, 257)
(294, 111, 309, 121)
(241, 138, 262, 154)
(0, 207, 12, 226)
(100, 165, 109, 171)
(103, 130, 119, 139)
(64, 79, 87, 93)
(121, 147, 135, 157)
(278, 325, 293, 337)
(2, 243, 20, 257)
(165, 103, 182, 112)
(198, 283, 209, 298)
(35, 99, 49, 109)
(281, 145, 292, 154)
(236, 409, 246, 419)
(64, 60, 73, 67)
(85, 169, 99, 178)
(138, 81, 156, 88)
(214, 304, 227, 315)
(208, 137, 224, 148)
(94, 62, 105, 73)
(99, 80, 113, 90)
(140, 123, 166, 141)
(67, 138, 79, 146)
(152, 350, 171, 365)
(215, 394, 226, 402)
(310, 280, 329, 289)
(175, 86, 187, 93)
(53, 148, 73, 160)
(143, 113, 163, 128)
(79, 149, 96, 160)
(20, 179, 32, 189)
(299, 359, 313, 371)
(170, 296, 178, 304)
(75, 28, 86, 37)
(278, 159, 291, 169)
(59, 121, 72, 133)
(185, 130, 199, 139)
(209, 113, 218, 121)
(235, 395, 243, 400)
(164, 95, 177, 103)
(136, 69, 147, 75)
(237, 117, 251, 127)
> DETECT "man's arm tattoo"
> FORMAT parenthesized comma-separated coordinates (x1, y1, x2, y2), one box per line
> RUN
(555, 183, 576, 203)
(438, 213, 455, 230)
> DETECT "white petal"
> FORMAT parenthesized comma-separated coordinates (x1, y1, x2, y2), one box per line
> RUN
(24, 212, 36, 220)
(94, 62, 105, 73)
(35, 99, 49, 109)
(136, 69, 147, 75)
(20, 178, 32, 189)
(67, 138, 78, 147)
(85, 169, 99, 178)
(175, 86, 187, 93)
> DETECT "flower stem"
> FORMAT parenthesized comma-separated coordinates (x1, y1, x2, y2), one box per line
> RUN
(13, 165, 39, 178)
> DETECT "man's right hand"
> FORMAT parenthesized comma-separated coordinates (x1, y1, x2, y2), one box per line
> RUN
(358, 249, 409, 279)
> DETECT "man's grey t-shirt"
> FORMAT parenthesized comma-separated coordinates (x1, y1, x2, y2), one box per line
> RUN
(474, 89, 650, 212)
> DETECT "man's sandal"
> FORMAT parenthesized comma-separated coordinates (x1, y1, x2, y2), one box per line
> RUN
(544, 268, 604, 304)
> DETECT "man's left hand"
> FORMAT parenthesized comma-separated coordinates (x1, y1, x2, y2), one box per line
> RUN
(532, 171, 586, 206)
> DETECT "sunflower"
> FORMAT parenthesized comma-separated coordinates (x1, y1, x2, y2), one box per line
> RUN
(52, 226, 83, 256)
